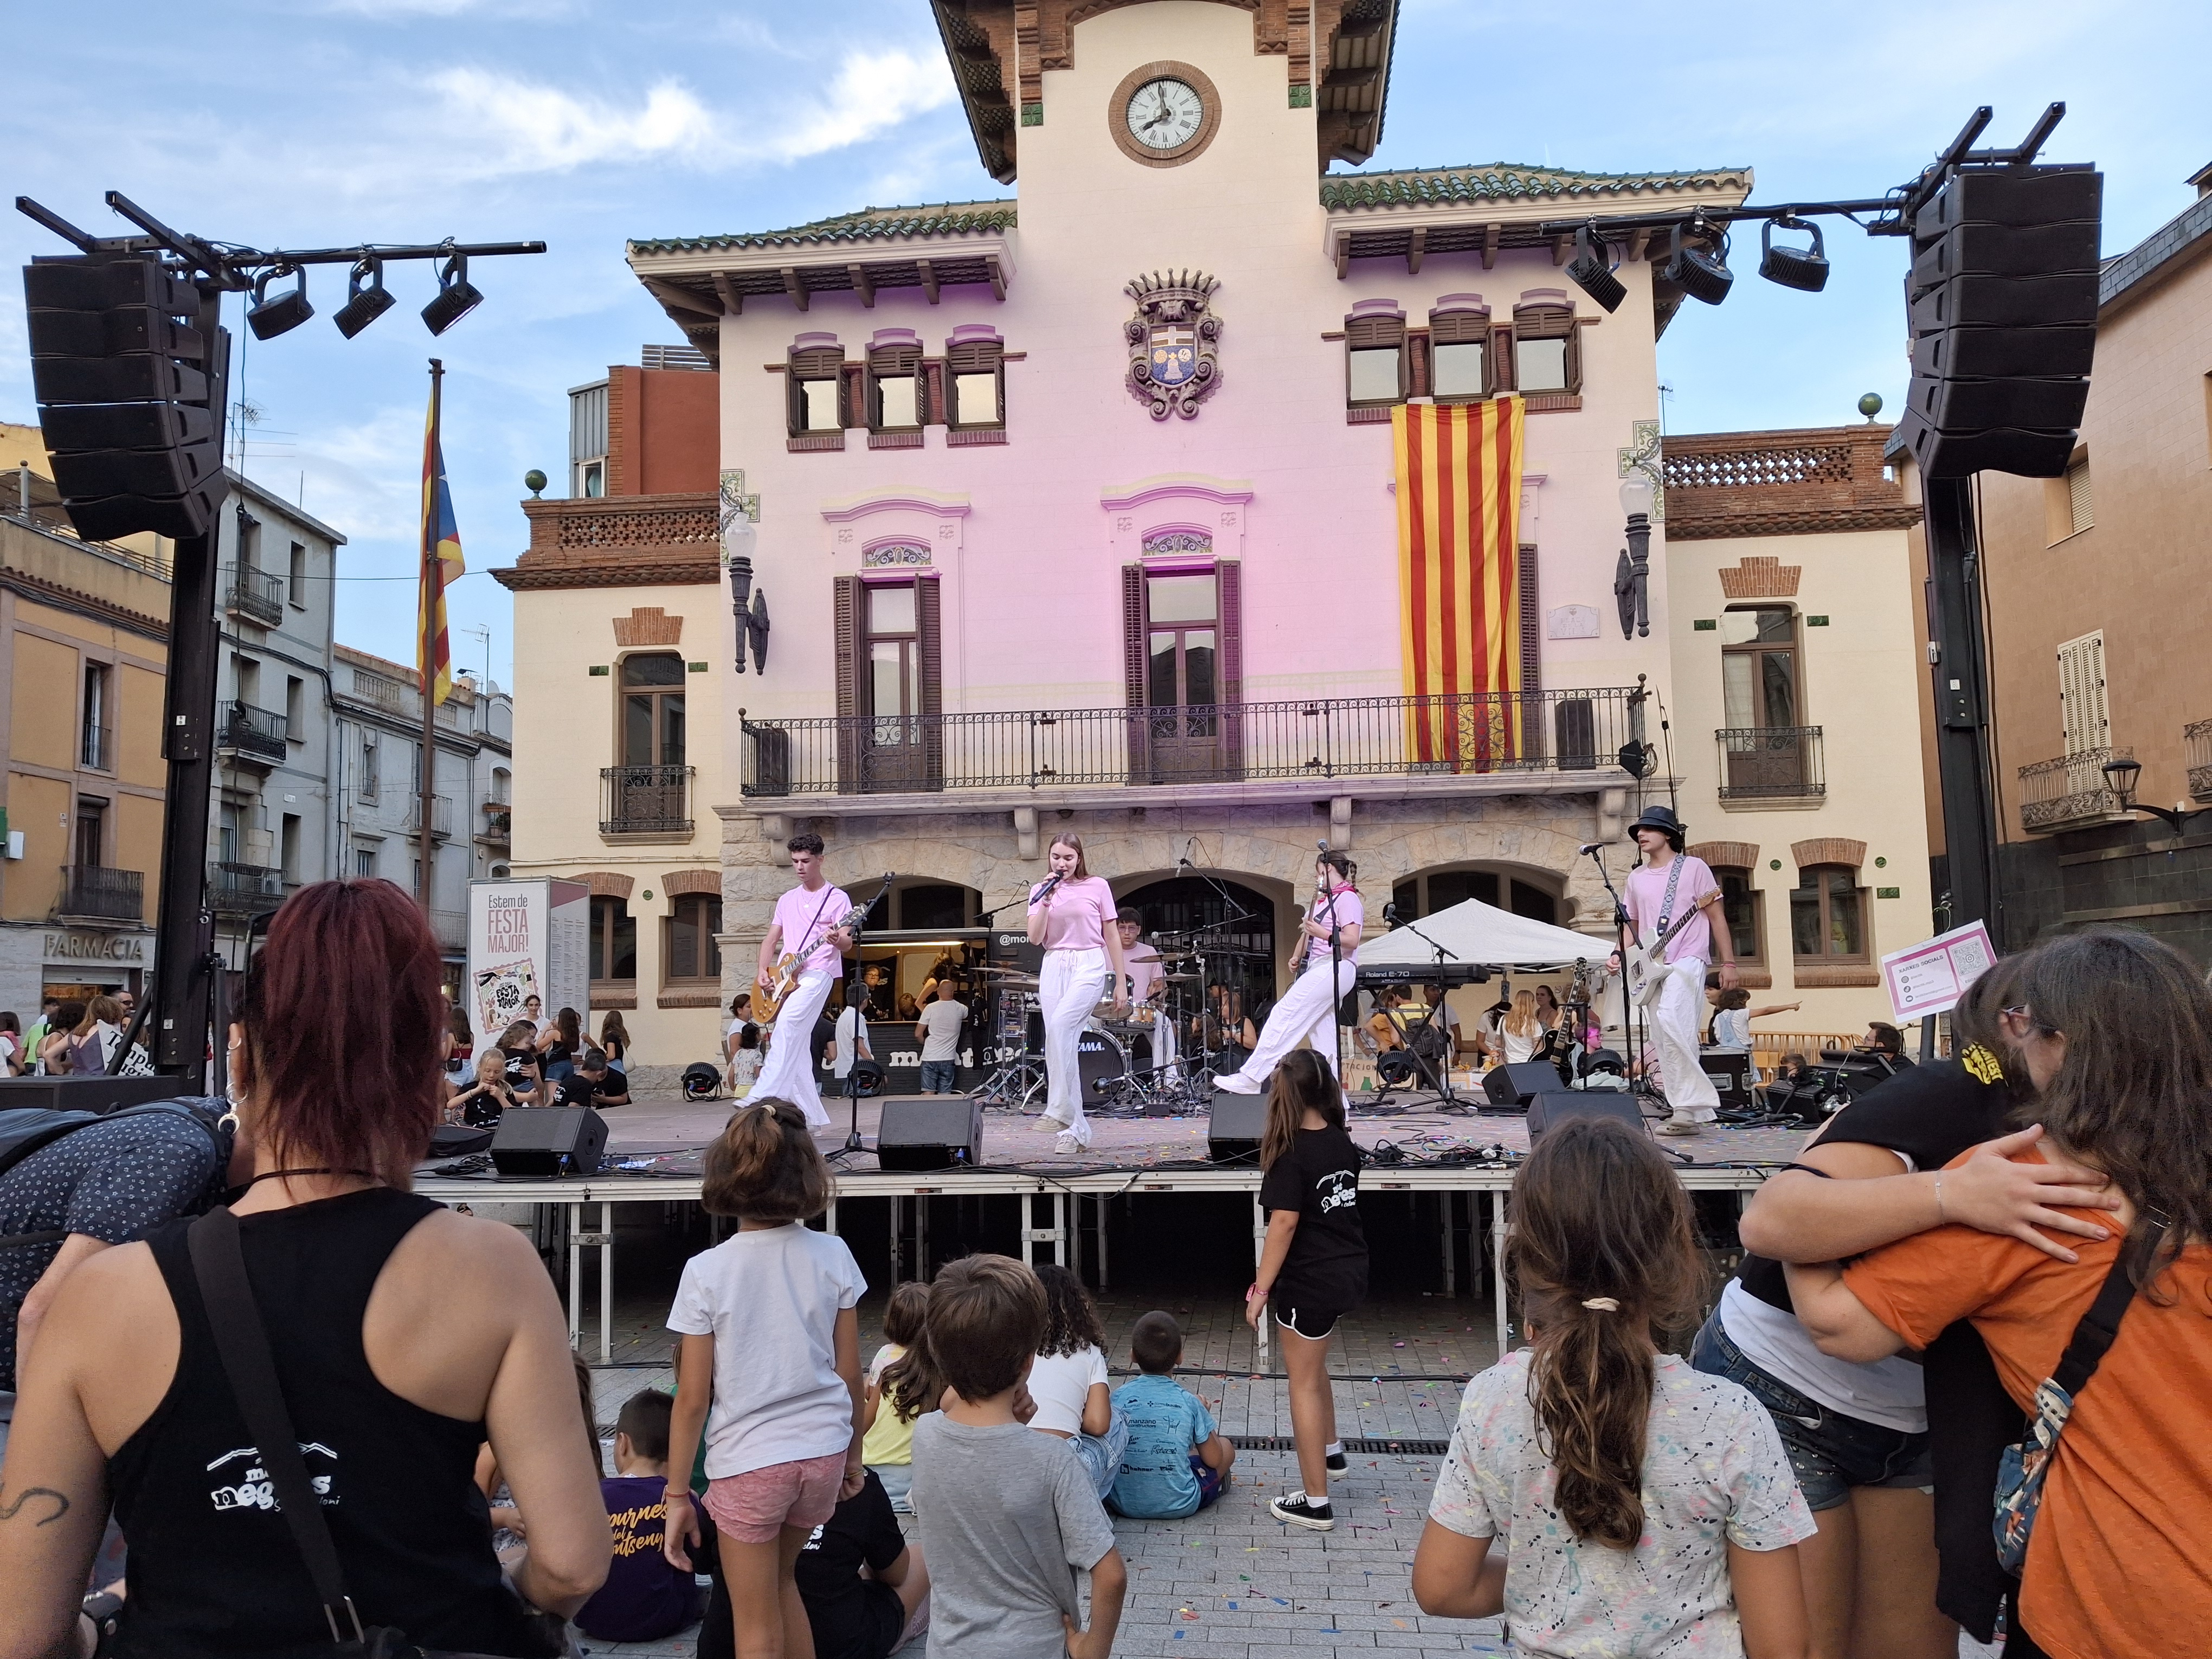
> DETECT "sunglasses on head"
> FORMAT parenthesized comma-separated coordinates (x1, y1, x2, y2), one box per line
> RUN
(2002, 1004, 2062, 1037)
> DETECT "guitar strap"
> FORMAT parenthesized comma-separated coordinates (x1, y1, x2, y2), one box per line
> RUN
(787, 886, 843, 973)
(1651, 856, 1686, 960)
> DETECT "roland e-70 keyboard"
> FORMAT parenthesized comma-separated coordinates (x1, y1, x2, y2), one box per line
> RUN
(1354, 962, 1492, 990)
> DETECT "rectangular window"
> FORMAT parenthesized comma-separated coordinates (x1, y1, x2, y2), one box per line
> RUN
(286, 676, 304, 738)
(590, 895, 638, 983)
(1121, 561, 1242, 784)
(869, 343, 923, 433)
(866, 582, 922, 744)
(1429, 308, 1492, 402)
(219, 802, 243, 866)
(1344, 312, 1407, 409)
(1514, 337, 1569, 392)
(74, 798, 105, 870)
(1720, 607, 1801, 729)
(1508, 304, 1581, 397)
(947, 338, 1006, 430)
(280, 814, 300, 883)
(1715, 867, 1765, 972)
(2057, 629, 2108, 757)
(361, 736, 380, 800)
(1146, 570, 1219, 721)
(619, 652, 687, 768)
(665, 895, 723, 983)
(2066, 454, 2094, 535)
(81, 661, 111, 770)
(288, 541, 307, 607)
(1791, 866, 1868, 964)
(788, 345, 847, 435)
(354, 845, 376, 878)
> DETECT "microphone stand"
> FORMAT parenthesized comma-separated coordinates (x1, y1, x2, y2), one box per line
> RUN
(1374, 908, 1474, 1114)
(1583, 845, 1656, 1114)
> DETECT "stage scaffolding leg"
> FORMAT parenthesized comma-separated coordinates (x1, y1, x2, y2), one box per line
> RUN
(1490, 1192, 1512, 1358)
(890, 1197, 905, 1284)
(1070, 1194, 1083, 1282)
(917, 1198, 929, 1279)
(1097, 1197, 1110, 1290)
(597, 1202, 613, 1365)
(1020, 1191, 1067, 1268)
(566, 1201, 580, 1354)
(1441, 1193, 1456, 1298)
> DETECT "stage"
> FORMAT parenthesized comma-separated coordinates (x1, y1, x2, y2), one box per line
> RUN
(415, 1090, 1811, 1365)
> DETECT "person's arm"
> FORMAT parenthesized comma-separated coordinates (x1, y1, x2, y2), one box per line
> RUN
(1747, 1002, 1801, 1021)
(1105, 924, 1129, 1015)
(1080, 1380, 1111, 1437)
(1694, 886, 1738, 989)
(756, 922, 786, 983)
(1410, 1521, 1506, 1619)
(1728, 1541, 1810, 1659)
(1782, 1261, 1909, 1364)
(1026, 886, 1051, 947)
(14, 1233, 110, 1378)
(835, 1304, 866, 1499)
(1737, 1125, 2118, 1266)
(597, 1077, 629, 1106)
(1244, 1209, 1300, 1328)
(661, 1333, 715, 1570)
(1065, 1545, 1127, 1659)
(857, 1021, 874, 1062)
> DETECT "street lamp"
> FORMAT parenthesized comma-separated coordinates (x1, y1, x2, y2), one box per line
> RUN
(725, 512, 770, 674)
(2101, 754, 2212, 834)
(1615, 472, 1655, 639)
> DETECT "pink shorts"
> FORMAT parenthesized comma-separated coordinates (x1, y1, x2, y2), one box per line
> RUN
(700, 1452, 848, 1544)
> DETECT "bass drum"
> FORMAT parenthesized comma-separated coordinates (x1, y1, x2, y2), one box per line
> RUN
(1077, 1028, 1128, 1099)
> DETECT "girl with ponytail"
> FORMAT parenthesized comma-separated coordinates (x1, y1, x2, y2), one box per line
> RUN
(1413, 1116, 1817, 1656)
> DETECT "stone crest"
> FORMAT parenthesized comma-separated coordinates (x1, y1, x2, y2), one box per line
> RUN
(1124, 269, 1222, 420)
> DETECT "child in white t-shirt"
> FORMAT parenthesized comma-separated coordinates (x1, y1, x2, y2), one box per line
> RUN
(1026, 1264, 1127, 1501)
(663, 1100, 867, 1658)
(1412, 1115, 1816, 1657)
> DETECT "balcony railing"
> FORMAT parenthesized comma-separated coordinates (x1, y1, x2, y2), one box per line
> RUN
(740, 689, 1639, 798)
(430, 908, 467, 950)
(218, 700, 288, 761)
(58, 865, 144, 922)
(1660, 425, 1921, 539)
(2188, 719, 2212, 804)
(210, 861, 285, 916)
(225, 565, 286, 627)
(602, 764, 695, 834)
(480, 797, 512, 841)
(2020, 747, 2131, 833)
(80, 723, 112, 770)
(406, 794, 455, 840)
(1715, 726, 1825, 800)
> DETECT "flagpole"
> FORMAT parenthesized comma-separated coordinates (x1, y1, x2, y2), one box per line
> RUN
(418, 357, 442, 916)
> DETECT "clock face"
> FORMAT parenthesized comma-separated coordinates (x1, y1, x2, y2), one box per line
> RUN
(1126, 78, 1204, 151)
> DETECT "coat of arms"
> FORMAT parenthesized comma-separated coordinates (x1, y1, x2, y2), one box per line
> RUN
(1125, 270, 1222, 420)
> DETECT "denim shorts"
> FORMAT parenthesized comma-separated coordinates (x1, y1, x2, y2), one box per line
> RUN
(919, 1060, 957, 1094)
(1690, 1312, 1933, 1512)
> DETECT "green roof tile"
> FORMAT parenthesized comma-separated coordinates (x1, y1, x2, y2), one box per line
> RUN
(631, 200, 1017, 256)
(1319, 163, 1750, 211)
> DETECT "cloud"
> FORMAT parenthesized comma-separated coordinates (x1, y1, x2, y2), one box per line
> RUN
(765, 48, 961, 163)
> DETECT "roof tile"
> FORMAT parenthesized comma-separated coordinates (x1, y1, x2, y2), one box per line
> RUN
(1319, 162, 1751, 211)
(631, 200, 1017, 256)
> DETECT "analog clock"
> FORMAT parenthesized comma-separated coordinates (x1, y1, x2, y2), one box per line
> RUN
(1126, 78, 1204, 151)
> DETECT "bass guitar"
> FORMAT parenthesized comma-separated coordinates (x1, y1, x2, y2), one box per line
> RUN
(755, 873, 893, 1021)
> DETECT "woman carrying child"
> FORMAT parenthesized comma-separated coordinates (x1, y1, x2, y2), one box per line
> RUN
(1244, 1047, 1368, 1532)
(1027, 1264, 1130, 1501)
(860, 1280, 931, 1511)
(663, 1101, 868, 1659)
(1412, 1115, 1815, 1656)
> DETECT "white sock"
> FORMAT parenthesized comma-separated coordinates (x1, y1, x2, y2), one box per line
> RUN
(1324, 1441, 1343, 1456)
(1306, 1490, 1330, 1506)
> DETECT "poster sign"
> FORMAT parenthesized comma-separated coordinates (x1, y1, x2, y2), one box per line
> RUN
(466, 878, 589, 1048)
(1881, 920, 1996, 1023)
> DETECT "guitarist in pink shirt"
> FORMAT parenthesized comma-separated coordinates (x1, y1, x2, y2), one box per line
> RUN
(1618, 806, 1737, 1136)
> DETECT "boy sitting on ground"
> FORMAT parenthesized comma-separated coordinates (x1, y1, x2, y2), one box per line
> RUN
(909, 1255, 1128, 1659)
(796, 1469, 932, 1659)
(574, 1389, 710, 1645)
(1107, 1311, 1236, 1519)
(556, 1047, 631, 1110)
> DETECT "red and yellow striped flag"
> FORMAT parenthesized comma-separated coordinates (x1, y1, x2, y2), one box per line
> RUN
(1392, 397, 1526, 765)
(418, 391, 465, 707)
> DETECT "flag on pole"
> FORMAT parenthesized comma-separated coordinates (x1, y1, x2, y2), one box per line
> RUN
(418, 388, 464, 706)
(1391, 397, 1526, 766)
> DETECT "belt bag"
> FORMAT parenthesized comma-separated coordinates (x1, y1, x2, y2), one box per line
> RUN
(187, 1207, 570, 1658)
(1992, 1214, 2166, 1574)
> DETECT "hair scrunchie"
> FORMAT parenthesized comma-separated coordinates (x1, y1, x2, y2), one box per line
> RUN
(1581, 1297, 1621, 1311)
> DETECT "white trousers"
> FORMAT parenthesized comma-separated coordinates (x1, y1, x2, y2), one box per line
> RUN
(1226, 959, 1356, 1090)
(1642, 960, 1718, 1122)
(1147, 1005, 1179, 1072)
(1040, 947, 1110, 1146)
(747, 966, 834, 1128)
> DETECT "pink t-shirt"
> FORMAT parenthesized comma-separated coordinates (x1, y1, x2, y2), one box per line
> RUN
(1306, 886, 1364, 966)
(773, 883, 853, 977)
(1031, 874, 1116, 952)
(1123, 947, 1165, 1004)
(1624, 854, 1719, 964)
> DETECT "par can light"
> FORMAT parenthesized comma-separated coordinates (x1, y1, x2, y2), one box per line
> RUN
(1564, 224, 1626, 313)
(421, 252, 484, 336)
(1759, 216, 1830, 293)
(1664, 222, 1734, 307)
(246, 265, 313, 340)
(332, 256, 396, 338)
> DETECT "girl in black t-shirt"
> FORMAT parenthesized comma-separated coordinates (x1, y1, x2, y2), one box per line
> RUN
(1245, 1047, 1366, 1532)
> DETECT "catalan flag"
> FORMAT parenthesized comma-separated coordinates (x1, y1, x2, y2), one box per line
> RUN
(418, 380, 464, 706)
(1392, 397, 1526, 766)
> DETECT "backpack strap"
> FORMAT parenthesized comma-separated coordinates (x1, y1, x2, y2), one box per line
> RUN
(2052, 1214, 2167, 1401)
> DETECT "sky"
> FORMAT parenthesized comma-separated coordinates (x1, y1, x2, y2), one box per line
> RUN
(4, 0, 2207, 689)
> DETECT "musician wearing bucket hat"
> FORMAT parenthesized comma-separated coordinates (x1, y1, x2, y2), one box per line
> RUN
(1615, 805, 1737, 1136)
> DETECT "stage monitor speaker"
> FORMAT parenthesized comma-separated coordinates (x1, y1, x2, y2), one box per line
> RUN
(1526, 1090, 1649, 1142)
(877, 1096, 982, 1171)
(1208, 1091, 1268, 1164)
(1699, 1052, 1757, 1110)
(1483, 1062, 1561, 1110)
(0, 1075, 183, 1114)
(488, 1107, 607, 1178)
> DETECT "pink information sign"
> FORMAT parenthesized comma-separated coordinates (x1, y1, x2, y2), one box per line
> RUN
(1881, 921, 1997, 1022)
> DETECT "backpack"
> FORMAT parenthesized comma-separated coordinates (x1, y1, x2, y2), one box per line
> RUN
(0, 1098, 233, 1250)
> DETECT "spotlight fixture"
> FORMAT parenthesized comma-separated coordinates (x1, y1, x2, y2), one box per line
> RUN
(1663, 221, 1733, 307)
(1564, 224, 1626, 313)
(332, 256, 396, 338)
(421, 252, 484, 336)
(246, 265, 313, 340)
(1758, 215, 1830, 293)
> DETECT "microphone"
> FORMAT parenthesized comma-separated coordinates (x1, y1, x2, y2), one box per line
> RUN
(1579, 843, 1606, 856)
(1383, 902, 1401, 925)
(1033, 871, 1065, 904)
(1317, 839, 1330, 854)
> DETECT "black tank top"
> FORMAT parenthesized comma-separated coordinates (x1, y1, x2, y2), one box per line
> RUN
(107, 1188, 540, 1658)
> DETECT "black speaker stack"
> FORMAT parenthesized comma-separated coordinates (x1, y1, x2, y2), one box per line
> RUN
(877, 1096, 983, 1171)
(488, 1107, 608, 1178)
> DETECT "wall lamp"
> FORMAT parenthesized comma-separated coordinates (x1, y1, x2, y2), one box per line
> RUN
(725, 513, 770, 674)
(2101, 755, 2212, 835)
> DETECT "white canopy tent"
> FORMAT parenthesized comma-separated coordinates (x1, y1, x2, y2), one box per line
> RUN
(1358, 896, 1607, 972)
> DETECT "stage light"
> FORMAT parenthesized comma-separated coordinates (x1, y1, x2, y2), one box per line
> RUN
(1564, 224, 1626, 313)
(332, 256, 396, 338)
(246, 265, 313, 340)
(1664, 222, 1733, 307)
(421, 252, 483, 336)
(1759, 216, 1830, 293)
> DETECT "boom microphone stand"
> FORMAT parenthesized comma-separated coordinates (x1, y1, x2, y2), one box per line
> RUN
(1373, 902, 1474, 1113)
(1582, 844, 1658, 1111)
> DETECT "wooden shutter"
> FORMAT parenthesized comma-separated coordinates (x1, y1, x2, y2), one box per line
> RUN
(788, 345, 844, 435)
(1512, 304, 1580, 393)
(2067, 456, 2094, 535)
(833, 575, 861, 788)
(1429, 307, 1492, 400)
(1516, 542, 1540, 693)
(1122, 563, 1149, 783)
(1217, 560, 1245, 781)
(2057, 629, 2107, 758)
(1343, 312, 1406, 406)
(917, 575, 944, 788)
(946, 338, 1005, 428)
(922, 358, 947, 426)
(1405, 330, 1431, 400)
(841, 362, 865, 428)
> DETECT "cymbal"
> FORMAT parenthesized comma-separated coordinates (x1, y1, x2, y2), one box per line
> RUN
(1160, 973, 1201, 983)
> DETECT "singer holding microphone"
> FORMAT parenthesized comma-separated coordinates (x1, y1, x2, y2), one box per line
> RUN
(1028, 833, 1128, 1153)
(1215, 846, 1362, 1096)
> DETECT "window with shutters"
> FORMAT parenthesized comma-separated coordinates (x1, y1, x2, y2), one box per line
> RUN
(833, 575, 943, 790)
(1345, 311, 1407, 409)
(2057, 630, 2108, 757)
(787, 342, 846, 436)
(1714, 866, 1766, 974)
(2043, 451, 2095, 543)
(867, 340, 923, 435)
(947, 337, 1005, 432)
(1122, 562, 1242, 782)
(1429, 305, 1493, 402)
(1791, 864, 1868, 966)
(1507, 301, 1580, 397)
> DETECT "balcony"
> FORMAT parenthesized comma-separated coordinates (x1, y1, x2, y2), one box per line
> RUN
(602, 764, 695, 835)
(2020, 748, 2132, 833)
(740, 689, 1639, 799)
(1715, 726, 1825, 803)
(58, 865, 143, 923)
(406, 794, 455, 840)
(2188, 719, 2212, 804)
(430, 908, 467, 951)
(210, 861, 285, 917)
(480, 796, 512, 844)
(1661, 425, 1922, 540)
(225, 565, 287, 627)
(80, 723, 112, 771)
(218, 700, 287, 762)
(498, 491, 721, 591)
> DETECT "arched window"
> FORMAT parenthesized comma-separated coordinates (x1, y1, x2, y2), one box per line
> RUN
(1791, 865, 1867, 966)
(1390, 866, 1559, 926)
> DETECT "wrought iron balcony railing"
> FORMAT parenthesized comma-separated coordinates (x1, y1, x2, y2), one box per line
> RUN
(740, 689, 1639, 798)
(480, 797, 512, 841)
(2019, 747, 2131, 833)
(406, 795, 455, 839)
(80, 723, 112, 770)
(59, 865, 144, 922)
(1715, 726, 1825, 800)
(218, 700, 288, 761)
(2187, 719, 2212, 805)
(225, 565, 287, 627)
(210, 861, 286, 916)
(601, 764, 695, 834)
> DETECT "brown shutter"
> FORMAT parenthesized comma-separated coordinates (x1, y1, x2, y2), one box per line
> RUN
(1516, 542, 1540, 761)
(922, 358, 946, 425)
(1122, 563, 1149, 783)
(1491, 323, 1515, 393)
(1429, 307, 1493, 400)
(841, 362, 864, 428)
(833, 575, 860, 788)
(1406, 330, 1431, 400)
(1217, 560, 1245, 781)
(916, 575, 944, 788)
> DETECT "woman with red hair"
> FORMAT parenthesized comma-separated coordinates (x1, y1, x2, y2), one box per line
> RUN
(0, 879, 611, 1659)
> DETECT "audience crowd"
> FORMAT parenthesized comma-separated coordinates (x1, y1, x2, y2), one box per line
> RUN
(0, 883, 2205, 1659)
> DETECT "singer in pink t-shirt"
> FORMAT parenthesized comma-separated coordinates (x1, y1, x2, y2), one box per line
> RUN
(1027, 834, 1127, 1153)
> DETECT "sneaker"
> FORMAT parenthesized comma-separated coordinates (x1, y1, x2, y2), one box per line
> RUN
(1212, 1071, 1261, 1095)
(1655, 1117, 1705, 1137)
(1270, 1493, 1334, 1531)
(1325, 1449, 1348, 1472)
(1054, 1130, 1085, 1155)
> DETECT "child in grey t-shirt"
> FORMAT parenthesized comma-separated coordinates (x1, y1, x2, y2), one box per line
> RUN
(908, 1255, 1126, 1659)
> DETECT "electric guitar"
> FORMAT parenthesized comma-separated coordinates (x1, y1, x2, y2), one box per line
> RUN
(755, 873, 893, 1021)
(1623, 902, 1711, 1008)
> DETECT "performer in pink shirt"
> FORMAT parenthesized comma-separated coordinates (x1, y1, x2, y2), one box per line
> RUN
(747, 831, 856, 1127)
(1215, 850, 1362, 1096)
(1027, 834, 1128, 1153)
(1615, 804, 1737, 1135)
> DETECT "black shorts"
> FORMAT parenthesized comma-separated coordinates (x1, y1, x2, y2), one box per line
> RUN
(1272, 1294, 1351, 1340)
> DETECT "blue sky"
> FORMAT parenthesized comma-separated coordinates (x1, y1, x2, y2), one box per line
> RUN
(4, 0, 2206, 686)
